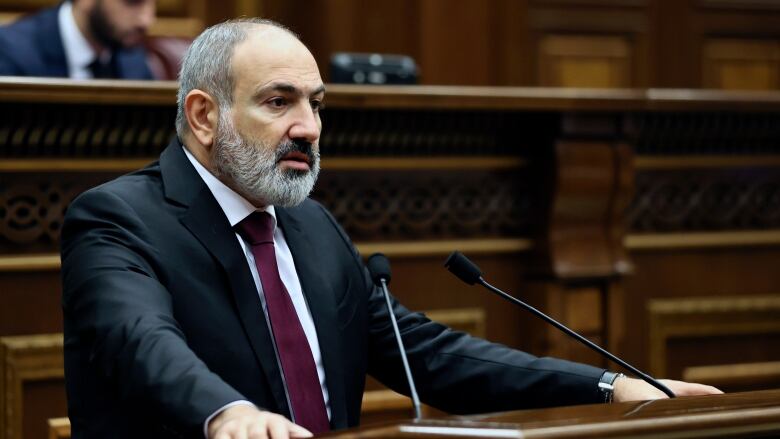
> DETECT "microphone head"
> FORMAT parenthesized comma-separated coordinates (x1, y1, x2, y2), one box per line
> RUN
(444, 251, 483, 285)
(367, 253, 392, 285)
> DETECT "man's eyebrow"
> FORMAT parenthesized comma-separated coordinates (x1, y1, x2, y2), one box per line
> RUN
(253, 82, 326, 98)
(311, 84, 326, 96)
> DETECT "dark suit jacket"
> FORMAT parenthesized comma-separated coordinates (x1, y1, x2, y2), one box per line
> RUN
(60, 138, 605, 438)
(0, 5, 152, 79)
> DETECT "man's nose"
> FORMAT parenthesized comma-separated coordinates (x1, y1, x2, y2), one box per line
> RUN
(138, 1, 156, 30)
(288, 104, 321, 143)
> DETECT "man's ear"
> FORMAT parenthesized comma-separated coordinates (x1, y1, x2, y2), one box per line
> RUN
(184, 90, 220, 149)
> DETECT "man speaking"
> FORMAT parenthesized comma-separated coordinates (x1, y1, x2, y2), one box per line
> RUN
(60, 18, 720, 439)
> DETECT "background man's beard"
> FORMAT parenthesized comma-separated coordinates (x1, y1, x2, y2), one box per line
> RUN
(88, 0, 122, 49)
(211, 113, 320, 208)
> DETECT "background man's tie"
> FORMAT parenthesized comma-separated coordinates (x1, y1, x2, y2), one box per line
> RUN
(236, 212, 330, 434)
(88, 54, 118, 79)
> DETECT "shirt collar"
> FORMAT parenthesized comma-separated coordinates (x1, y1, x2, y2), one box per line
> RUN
(181, 145, 277, 229)
(58, 1, 99, 79)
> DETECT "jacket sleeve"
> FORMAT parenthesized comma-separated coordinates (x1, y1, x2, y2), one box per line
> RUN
(61, 188, 246, 433)
(354, 255, 605, 413)
(0, 37, 24, 76)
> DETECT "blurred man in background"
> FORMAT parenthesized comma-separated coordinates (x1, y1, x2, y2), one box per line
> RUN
(0, 0, 155, 79)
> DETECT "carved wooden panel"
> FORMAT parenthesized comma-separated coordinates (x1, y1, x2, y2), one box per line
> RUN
(682, 361, 780, 392)
(631, 112, 780, 156)
(629, 168, 780, 232)
(0, 175, 116, 253)
(538, 34, 633, 88)
(0, 103, 174, 158)
(703, 38, 780, 90)
(0, 334, 64, 439)
(313, 170, 531, 242)
(699, 0, 780, 11)
(648, 295, 780, 391)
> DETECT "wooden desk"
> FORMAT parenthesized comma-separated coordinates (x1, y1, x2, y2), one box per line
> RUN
(324, 389, 780, 438)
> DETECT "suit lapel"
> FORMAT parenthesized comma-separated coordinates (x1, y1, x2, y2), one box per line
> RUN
(39, 7, 68, 77)
(160, 142, 290, 417)
(116, 48, 153, 79)
(276, 208, 348, 429)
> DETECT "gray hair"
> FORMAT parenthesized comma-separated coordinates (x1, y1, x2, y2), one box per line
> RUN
(175, 18, 297, 138)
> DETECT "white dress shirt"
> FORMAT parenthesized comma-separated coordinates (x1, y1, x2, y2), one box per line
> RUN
(182, 147, 330, 435)
(58, 1, 105, 79)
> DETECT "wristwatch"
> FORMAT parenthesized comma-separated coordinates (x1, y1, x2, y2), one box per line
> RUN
(598, 371, 625, 403)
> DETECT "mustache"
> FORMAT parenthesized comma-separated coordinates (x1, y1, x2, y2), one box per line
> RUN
(275, 139, 316, 164)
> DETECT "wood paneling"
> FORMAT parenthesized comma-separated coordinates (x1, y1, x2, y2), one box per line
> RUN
(253, 0, 780, 90)
(703, 39, 780, 90)
(538, 35, 633, 88)
(682, 361, 780, 392)
(46, 418, 68, 439)
(0, 334, 64, 439)
(648, 296, 780, 383)
(5, 0, 780, 88)
(528, 1, 650, 88)
(624, 247, 780, 376)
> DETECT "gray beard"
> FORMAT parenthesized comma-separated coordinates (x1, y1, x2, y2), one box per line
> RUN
(211, 111, 320, 208)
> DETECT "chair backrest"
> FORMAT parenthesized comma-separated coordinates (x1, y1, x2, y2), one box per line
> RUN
(145, 36, 192, 81)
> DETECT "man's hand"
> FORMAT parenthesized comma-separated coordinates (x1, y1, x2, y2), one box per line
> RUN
(613, 377, 723, 402)
(208, 405, 313, 439)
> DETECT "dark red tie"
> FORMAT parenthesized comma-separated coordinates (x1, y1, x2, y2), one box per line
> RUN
(236, 212, 330, 434)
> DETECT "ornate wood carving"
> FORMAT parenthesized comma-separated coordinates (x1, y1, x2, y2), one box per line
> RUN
(0, 176, 113, 253)
(631, 112, 780, 156)
(313, 170, 530, 242)
(0, 104, 175, 158)
(629, 168, 780, 232)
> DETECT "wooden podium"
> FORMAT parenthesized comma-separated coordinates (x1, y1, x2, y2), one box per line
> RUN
(320, 389, 780, 438)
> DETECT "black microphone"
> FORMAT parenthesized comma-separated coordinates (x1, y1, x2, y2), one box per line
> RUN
(366, 253, 423, 419)
(444, 251, 675, 399)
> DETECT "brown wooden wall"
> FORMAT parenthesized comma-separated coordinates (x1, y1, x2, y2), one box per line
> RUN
(252, 0, 780, 89)
(3, 0, 780, 89)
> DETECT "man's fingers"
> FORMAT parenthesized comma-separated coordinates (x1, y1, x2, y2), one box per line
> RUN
(247, 420, 269, 439)
(660, 379, 723, 396)
(210, 405, 313, 439)
(288, 423, 313, 438)
(266, 417, 290, 439)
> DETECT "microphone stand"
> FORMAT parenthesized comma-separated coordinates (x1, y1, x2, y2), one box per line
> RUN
(378, 277, 423, 419)
(478, 277, 675, 398)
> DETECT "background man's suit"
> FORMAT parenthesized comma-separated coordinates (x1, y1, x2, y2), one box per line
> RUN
(60, 138, 606, 438)
(0, 6, 152, 78)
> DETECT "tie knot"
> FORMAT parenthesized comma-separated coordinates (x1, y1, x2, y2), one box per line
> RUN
(236, 211, 275, 245)
(88, 54, 117, 79)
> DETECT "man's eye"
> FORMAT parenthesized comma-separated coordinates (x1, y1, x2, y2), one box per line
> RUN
(268, 98, 286, 108)
(311, 100, 325, 112)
